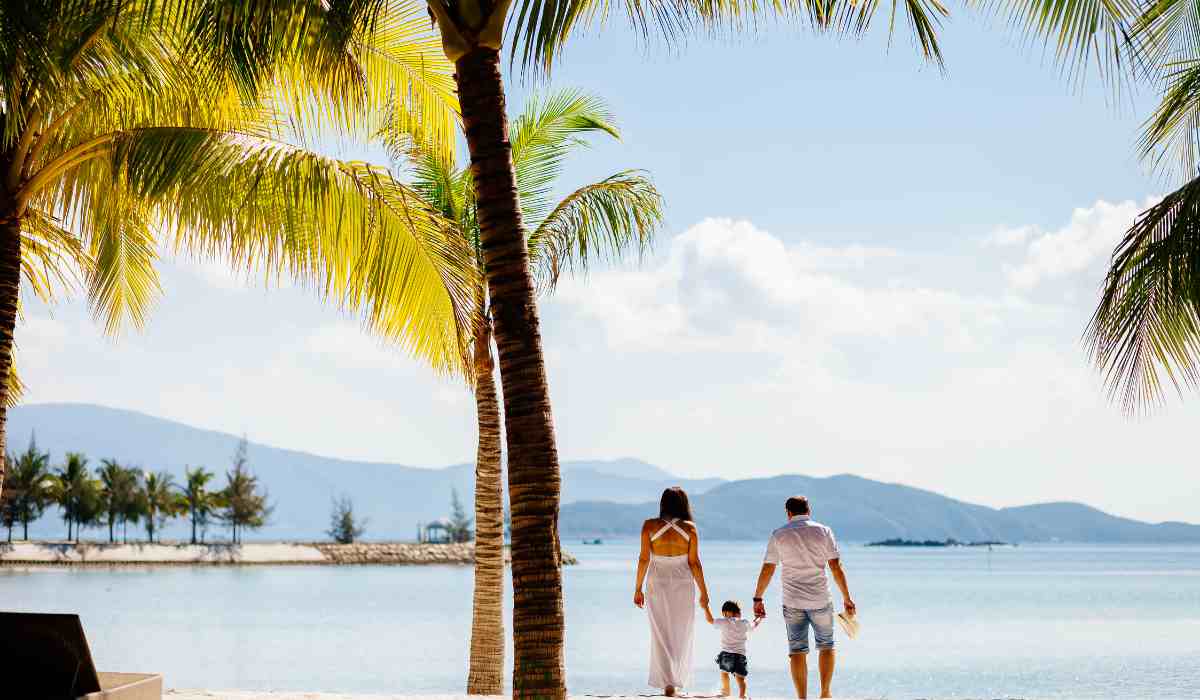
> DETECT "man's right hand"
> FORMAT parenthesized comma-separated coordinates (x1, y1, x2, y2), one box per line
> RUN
(844, 598, 856, 616)
(753, 599, 767, 620)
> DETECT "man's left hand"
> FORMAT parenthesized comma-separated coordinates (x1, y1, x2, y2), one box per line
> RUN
(753, 599, 767, 620)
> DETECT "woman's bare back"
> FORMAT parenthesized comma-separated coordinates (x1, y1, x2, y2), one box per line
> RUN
(644, 517, 695, 557)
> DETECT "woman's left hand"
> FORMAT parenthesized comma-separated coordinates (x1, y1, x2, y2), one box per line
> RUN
(698, 592, 709, 609)
(634, 590, 645, 608)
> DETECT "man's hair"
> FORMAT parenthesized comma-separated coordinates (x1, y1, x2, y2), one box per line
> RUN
(785, 495, 810, 516)
(659, 487, 694, 522)
(721, 600, 741, 616)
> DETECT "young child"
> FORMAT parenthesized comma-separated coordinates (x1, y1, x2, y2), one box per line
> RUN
(704, 600, 760, 698)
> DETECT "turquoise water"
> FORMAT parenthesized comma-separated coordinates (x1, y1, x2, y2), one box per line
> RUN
(2, 542, 1198, 698)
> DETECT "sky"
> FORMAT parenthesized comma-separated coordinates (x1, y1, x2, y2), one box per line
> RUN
(19, 14, 1200, 524)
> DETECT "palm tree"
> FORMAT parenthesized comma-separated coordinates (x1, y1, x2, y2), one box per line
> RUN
(98, 459, 137, 544)
(5, 436, 51, 540)
(140, 471, 180, 544)
(415, 0, 959, 694)
(121, 466, 146, 544)
(388, 88, 662, 693)
(0, 0, 470, 506)
(52, 452, 92, 542)
(182, 466, 221, 545)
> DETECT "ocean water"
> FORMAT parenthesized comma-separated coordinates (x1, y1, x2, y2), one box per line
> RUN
(2, 542, 1198, 698)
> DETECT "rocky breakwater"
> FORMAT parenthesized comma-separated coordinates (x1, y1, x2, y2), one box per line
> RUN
(314, 542, 577, 566)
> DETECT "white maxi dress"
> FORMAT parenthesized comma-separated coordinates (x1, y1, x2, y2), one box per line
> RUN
(646, 518, 695, 691)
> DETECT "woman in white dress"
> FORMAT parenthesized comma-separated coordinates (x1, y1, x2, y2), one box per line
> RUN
(633, 487, 711, 696)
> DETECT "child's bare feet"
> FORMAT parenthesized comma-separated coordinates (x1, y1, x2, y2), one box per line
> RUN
(664, 686, 675, 697)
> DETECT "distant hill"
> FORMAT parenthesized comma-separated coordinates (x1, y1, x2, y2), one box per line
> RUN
(6, 403, 723, 541)
(10, 404, 1197, 544)
(560, 474, 1200, 543)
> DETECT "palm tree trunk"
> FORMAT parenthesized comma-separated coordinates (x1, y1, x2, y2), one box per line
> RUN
(109, 516, 115, 543)
(467, 315, 505, 695)
(454, 47, 566, 700)
(0, 210, 19, 508)
(191, 508, 197, 545)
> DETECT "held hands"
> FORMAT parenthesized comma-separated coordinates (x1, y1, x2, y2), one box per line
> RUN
(698, 592, 710, 610)
(634, 590, 645, 608)
(753, 599, 767, 621)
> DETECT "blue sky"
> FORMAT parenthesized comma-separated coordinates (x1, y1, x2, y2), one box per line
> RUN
(20, 15, 1200, 524)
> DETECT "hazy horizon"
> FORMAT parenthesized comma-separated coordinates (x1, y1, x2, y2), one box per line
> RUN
(9, 402, 1198, 527)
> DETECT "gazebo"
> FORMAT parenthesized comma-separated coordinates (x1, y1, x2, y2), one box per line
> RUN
(420, 518, 454, 544)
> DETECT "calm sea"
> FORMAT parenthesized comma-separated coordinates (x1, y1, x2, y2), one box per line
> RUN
(2, 542, 1198, 698)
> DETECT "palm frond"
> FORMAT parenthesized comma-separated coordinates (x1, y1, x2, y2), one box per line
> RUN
(85, 194, 162, 334)
(6, 348, 24, 410)
(528, 170, 663, 291)
(1086, 177, 1200, 411)
(1140, 58, 1200, 179)
(982, 0, 1138, 83)
(20, 210, 90, 304)
(100, 125, 477, 373)
(508, 0, 949, 73)
(511, 89, 619, 225)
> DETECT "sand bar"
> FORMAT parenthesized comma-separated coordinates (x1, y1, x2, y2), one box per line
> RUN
(0, 542, 484, 566)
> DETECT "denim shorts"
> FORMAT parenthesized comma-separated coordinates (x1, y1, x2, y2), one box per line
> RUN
(783, 603, 835, 654)
(715, 651, 749, 677)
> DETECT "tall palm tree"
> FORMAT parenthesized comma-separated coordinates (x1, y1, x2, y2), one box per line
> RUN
(388, 88, 662, 693)
(0, 0, 470, 506)
(98, 459, 137, 543)
(141, 470, 180, 543)
(52, 452, 91, 542)
(6, 436, 51, 540)
(416, 0, 957, 694)
(182, 466, 221, 544)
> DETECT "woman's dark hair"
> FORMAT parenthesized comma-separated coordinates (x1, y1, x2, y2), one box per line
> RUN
(659, 487, 694, 522)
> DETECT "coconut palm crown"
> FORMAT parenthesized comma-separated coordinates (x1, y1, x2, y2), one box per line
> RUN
(0, 0, 477, 504)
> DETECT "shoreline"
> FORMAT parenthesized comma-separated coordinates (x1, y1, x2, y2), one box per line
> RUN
(166, 693, 894, 700)
(0, 541, 576, 567)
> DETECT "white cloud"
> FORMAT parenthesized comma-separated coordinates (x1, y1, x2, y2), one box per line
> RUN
(982, 225, 1035, 247)
(556, 218, 1015, 360)
(1004, 198, 1156, 290)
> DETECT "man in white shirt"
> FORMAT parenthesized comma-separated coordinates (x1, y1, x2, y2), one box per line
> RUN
(752, 496, 855, 699)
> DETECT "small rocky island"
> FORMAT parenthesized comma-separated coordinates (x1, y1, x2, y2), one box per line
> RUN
(866, 538, 1009, 547)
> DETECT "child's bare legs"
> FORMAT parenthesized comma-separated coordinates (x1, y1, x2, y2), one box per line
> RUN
(735, 674, 748, 698)
(719, 672, 731, 697)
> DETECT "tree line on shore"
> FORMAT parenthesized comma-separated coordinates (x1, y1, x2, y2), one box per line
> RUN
(0, 436, 269, 545)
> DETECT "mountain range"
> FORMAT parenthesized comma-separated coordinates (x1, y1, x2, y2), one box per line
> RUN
(6, 404, 721, 541)
(561, 474, 1200, 542)
(7, 403, 1198, 543)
